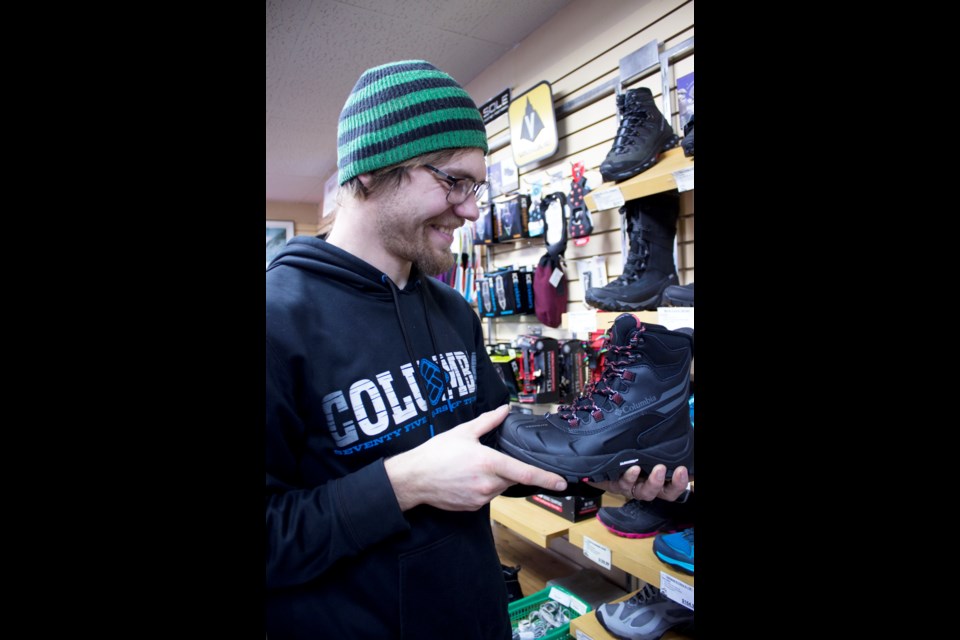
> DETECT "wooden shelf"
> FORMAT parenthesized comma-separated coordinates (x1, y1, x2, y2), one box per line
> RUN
(490, 496, 574, 548)
(561, 310, 659, 332)
(583, 147, 694, 212)
(569, 590, 692, 640)
(490, 492, 626, 549)
(568, 519, 694, 590)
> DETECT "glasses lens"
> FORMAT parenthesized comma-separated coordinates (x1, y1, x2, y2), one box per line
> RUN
(447, 181, 466, 204)
(448, 179, 473, 205)
(473, 182, 487, 202)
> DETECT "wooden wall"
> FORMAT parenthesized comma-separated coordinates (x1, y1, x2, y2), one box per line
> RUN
(464, 0, 694, 343)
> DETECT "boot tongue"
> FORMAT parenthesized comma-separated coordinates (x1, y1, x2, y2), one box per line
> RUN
(609, 313, 641, 346)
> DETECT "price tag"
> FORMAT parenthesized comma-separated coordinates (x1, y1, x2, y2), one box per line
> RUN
(582, 535, 611, 569)
(673, 167, 694, 192)
(568, 597, 587, 616)
(575, 630, 595, 640)
(548, 587, 571, 607)
(655, 306, 694, 330)
(549, 266, 564, 287)
(659, 573, 694, 610)
(566, 310, 598, 335)
(591, 187, 625, 211)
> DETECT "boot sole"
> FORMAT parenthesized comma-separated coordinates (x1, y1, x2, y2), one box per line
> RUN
(497, 433, 693, 484)
(595, 516, 693, 539)
(585, 287, 667, 311)
(600, 134, 680, 183)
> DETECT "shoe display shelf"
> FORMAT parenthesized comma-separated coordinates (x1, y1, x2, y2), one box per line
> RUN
(490, 493, 625, 549)
(566, 520, 694, 640)
(492, 494, 694, 640)
(583, 147, 694, 212)
(561, 310, 660, 332)
(568, 590, 691, 640)
(568, 518, 693, 591)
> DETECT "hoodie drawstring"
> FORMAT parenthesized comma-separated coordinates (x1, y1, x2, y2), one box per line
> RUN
(382, 274, 448, 438)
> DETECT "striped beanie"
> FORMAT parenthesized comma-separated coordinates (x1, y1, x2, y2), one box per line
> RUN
(337, 60, 489, 185)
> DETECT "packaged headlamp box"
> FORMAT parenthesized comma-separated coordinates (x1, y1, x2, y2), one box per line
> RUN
(495, 194, 530, 242)
(476, 203, 497, 244)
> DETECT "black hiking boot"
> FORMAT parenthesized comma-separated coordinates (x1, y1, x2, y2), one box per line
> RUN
(496, 313, 694, 483)
(599, 87, 679, 183)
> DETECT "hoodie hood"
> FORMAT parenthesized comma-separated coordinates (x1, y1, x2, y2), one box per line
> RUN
(268, 235, 424, 298)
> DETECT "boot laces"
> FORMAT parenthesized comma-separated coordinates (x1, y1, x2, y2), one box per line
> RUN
(556, 332, 645, 427)
(611, 95, 652, 153)
(610, 231, 649, 284)
(626, 584, 662, 608)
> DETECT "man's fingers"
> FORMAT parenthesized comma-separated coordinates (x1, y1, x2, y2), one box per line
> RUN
(463, 404, 510, 438)
(491, 452, 567, 492)
(660, 466, 690, 500)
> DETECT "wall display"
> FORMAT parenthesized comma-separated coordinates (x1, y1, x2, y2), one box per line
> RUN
(677, 71, 694, 130)
(479, 87, 511, 124)
(487, 156, 519, 198)
(508, 81, 559, 167)
(266, 220, 295, 268)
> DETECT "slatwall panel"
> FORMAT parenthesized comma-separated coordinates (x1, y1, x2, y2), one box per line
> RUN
(469, 0, 694, 343)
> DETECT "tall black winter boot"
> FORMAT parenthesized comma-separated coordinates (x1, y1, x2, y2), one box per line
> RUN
(588, 201, 646, 291)
(584, 191, 680, 311)
(600, 87, 679, 183)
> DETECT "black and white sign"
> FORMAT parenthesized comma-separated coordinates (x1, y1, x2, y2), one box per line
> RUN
(479, 88, 510, 124)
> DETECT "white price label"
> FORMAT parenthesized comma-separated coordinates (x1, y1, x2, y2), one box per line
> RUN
(568, 596, 587, 616)
(591, 187, 625, 211)
(582, 535, 611, 569)
(566, 310, 598, 335)
(548, 587, 571, 608)
(659, 573, 694, 610)
(673, 167, 694, 192)
(549, 266, 564, 287)
(575, 630, 595, 640)
(655, 306, 694, 330)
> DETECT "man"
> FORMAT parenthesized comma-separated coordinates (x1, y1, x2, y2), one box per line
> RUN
(265, 60, 687, 639)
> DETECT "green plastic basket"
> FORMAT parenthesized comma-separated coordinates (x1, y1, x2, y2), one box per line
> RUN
(507, 585, 591, 640)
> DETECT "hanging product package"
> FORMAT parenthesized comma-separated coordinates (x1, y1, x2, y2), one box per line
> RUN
(534, 192, 570, 328)
(534, 249, 568, 328)
(568, 161, 593, 245)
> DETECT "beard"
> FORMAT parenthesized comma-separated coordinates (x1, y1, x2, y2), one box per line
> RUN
(375, 202, 457, 276)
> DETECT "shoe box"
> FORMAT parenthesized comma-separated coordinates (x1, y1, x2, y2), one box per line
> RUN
(557, 339, 589, 404)
(515, 335, 559, 404)
(526, 493, 600, 522)
(488, 343, 521, 401)
(495, 194, 531, 242)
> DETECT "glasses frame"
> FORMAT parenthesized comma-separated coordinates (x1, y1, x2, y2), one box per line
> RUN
(423, 164, 487, 204)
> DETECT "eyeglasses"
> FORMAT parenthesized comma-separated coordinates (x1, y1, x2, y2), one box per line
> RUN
(423, 164, 488, 205)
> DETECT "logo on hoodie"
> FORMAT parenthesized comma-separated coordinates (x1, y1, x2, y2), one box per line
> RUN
(324, 350, 478, 453)
(419, 358, 449, 406)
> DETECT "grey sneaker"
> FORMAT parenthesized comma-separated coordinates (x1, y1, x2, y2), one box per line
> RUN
(596, 584, 693, 640)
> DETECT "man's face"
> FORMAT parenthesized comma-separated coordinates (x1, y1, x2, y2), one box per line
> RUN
(373, 149, 485, 276)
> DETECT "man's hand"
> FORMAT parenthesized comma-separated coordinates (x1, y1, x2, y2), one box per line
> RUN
(588, 464, 689, 502)
(385, 405, 568, 512)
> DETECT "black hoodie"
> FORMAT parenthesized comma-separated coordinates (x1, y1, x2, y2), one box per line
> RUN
(266, 236, 512, 639)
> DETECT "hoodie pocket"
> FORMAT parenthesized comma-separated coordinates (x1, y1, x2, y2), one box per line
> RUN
(398, 532, 510, 639)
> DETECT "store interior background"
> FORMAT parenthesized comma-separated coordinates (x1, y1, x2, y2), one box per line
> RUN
(267, 0, 694, 609)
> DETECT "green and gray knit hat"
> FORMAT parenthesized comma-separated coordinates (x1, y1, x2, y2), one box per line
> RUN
(337, 60, 489, 185)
